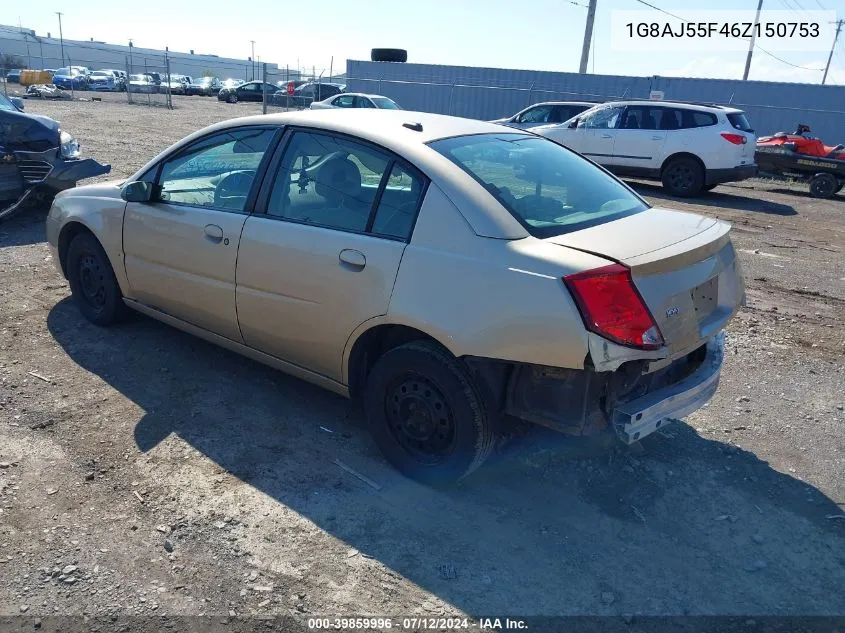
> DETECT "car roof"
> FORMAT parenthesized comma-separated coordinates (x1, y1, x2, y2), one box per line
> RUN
(600, 99, 744, 113)
(332, 93, 390, 99)
(223, 109, 518, 146)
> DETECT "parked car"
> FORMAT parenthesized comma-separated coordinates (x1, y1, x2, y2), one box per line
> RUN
(161, 74, 191, 95)
(88, 70, 124, 92)
(221, 78, 244, 90)
(186, 76, 222, 96)
(275, 82, 345, 108)
(0, 91, 110, 221)
(533, 100, 758, 197)
(127, 74, 157, 93)
(310, 93, 401, 110)
(490, 101, 598, 129)
(52, 66, 90, 90)
(46, 109, 744, 484)
(217, 80, 277, 103)
(5, 69, 22, 83)
(146, 72, 163, 91)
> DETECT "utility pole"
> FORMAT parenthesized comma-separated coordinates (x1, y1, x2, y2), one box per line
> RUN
(249, 40, 255, 80)
(742, 0, 764, 80)
(822, 19, 843, 85)
(579, 0, 597, 73)
(55, 12, 65, 67)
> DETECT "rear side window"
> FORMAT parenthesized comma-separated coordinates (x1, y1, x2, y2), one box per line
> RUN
(679, 110, 717, 128)
(727, 112, 754, 133)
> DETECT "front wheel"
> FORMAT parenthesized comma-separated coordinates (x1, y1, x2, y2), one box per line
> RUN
(363, 341, 496, 486)
(66, 233, 127, 326)
(227, 93, 238, 103)
(662, 157, 705, 197)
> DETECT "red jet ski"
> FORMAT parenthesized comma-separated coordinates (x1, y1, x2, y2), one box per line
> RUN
(755, 124, 845, 198)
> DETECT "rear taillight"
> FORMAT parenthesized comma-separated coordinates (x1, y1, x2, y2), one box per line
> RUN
(563, 264, 664, 350)
(720, 132, 747, 145)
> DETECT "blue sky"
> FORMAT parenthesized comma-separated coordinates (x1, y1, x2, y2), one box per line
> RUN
(9, 0, 845, 83)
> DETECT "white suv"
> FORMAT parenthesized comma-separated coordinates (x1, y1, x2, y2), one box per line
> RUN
(533, 100, 758, 197)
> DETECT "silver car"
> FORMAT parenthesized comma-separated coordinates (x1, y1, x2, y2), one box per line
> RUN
(491, 101, 598, 129)
(46, 110, 744, 484)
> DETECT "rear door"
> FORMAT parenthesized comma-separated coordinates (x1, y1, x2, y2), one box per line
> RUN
(612, 105, 668, 171)
(122, 126, 278, 342)
(235, 129, 427, 381)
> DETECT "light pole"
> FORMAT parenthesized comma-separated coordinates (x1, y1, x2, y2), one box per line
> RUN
(55, 12, 65, 67)
(249, 40, 255, 80)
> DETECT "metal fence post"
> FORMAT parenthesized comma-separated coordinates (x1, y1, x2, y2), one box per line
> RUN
(262, 62, 268, 114)
(165, 48, 172, 109)
(144, 58, 151, 106)
(528, 82, 534, 108)
(69, 57, 74, 100)
(448, 84, 455, 115)
(125, 56, 131, 103)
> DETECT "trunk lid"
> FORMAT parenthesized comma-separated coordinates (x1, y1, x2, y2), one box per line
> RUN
(548, 207, 745, 356)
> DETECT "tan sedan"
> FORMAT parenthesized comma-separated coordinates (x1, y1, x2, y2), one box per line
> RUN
(46, 110, 745, 484)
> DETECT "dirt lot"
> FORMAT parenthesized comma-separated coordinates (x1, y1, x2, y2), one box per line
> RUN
(1, 94, 844, 627)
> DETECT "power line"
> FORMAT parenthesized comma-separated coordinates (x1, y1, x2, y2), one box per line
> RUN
(631, 0, 687, 22)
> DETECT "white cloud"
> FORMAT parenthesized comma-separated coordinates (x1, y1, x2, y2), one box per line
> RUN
(663, 54, 845, 85)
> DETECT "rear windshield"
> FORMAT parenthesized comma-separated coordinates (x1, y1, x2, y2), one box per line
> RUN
(430, 133, 649, 238)
(372, 97, 401, 109)
(727, 112, 754, 133)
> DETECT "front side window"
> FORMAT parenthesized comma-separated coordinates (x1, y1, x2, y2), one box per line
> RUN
(157, 128, 276, 212)
(334, 95, 355, 108)
(265, 131, 424, 239)
(580, 105, 623, 129)
(354, 96, 375, 108)
(518, 105, 552, 124)
(431, 133, 648, 238)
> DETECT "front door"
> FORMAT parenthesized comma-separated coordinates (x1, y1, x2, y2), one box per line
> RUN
(122, 126, 278, 342)
(577, 104, 624, 166)
(236, 129, 427, 381)
(612, 105, 668, 171)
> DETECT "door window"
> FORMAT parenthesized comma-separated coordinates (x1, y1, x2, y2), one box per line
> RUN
(333, 95, 355, 108)
(354, 96, 375, 108)
(580, 106, 623, 129)
(518, 105, 552, 124)
(370, 163, 426, 240)
(265, 131, 426, 240)
(157, 128, 276, 212)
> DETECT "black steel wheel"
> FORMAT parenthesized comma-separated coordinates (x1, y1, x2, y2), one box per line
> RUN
(66, 232, 126, 326)
(809, 173, 837, 198)
(662, 156, 705, 197)
(364, 340, 495, 485)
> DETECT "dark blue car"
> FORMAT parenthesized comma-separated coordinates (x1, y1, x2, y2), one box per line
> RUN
(52, 66, 90, 90)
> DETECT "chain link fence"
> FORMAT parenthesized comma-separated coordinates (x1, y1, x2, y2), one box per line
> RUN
(262, 64, 345, 113)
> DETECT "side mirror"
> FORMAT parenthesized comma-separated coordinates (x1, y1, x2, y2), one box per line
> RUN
(10, 97, 24, 111)
(121, 181, 154, 203)
(569, 117, 580, 129)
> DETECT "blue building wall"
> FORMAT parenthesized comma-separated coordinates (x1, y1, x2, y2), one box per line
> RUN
(346, 60, 845, 140)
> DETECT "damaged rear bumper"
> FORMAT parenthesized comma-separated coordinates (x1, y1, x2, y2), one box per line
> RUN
(503, 333, 725, 443)
(613, 332, 724, 443)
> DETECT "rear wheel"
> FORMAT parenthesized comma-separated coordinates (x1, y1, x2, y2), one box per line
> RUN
(809, 173, 837, 198)
(662, 156, 705, 197)
(66, 233, 126, 326)
(363, 341, 496, 486)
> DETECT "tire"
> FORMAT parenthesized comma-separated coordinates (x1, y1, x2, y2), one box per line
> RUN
(227, 93, 237, 104)
(809, 173, 837, 198)
(371, 48, 408, 63)
(661, 156, 705, 197)
(835, 183, 844, 194)
(65, 233, 127, 326)
(363, 340, 495, 485)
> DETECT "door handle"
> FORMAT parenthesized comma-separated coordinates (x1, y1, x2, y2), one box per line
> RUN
(339, 249, 366, 269)
(651, 135, 664, 140)
(204, 224, 224, 243)
(600, 133, 612, 138)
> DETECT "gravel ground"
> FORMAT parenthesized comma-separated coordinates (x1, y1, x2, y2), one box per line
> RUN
(1, 95, 844, 627)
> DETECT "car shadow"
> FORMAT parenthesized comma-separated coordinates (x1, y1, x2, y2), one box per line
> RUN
(0, 204, 50, 248)
(47, 298, 845, 617)
(628, 182, 798, 216)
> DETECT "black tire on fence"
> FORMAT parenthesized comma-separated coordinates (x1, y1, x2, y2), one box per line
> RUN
(371, 48, 408, 63)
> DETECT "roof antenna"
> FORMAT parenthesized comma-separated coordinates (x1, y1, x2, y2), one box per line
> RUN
(403, 122, 423, 132)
